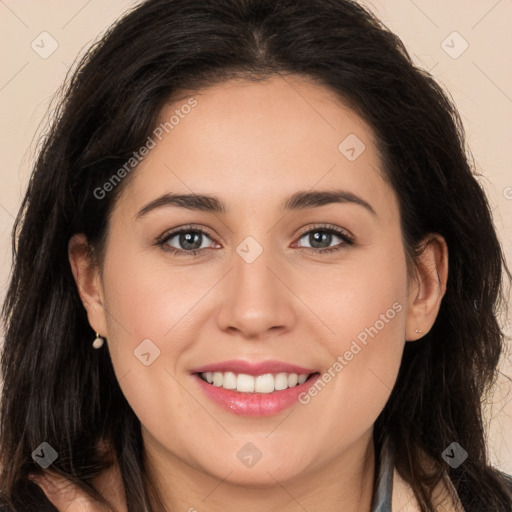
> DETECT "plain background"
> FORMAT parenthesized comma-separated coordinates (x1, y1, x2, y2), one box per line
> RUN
(0, 0, 511, 473)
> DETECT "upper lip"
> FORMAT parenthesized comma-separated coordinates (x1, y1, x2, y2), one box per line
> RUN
(190, 359, 318, 376)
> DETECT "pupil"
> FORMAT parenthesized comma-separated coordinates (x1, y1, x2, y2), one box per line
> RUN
(310, 231, 331, 249)
(181, 232, 201, 250)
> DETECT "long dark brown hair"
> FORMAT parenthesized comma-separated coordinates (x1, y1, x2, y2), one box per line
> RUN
(1, 0, 511, 510)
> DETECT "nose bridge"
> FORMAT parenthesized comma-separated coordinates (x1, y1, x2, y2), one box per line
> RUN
(216, 234, 296, 337)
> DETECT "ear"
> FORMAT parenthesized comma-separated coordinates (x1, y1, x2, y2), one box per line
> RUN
(405, 234, 448, 342)
(68, 233, 109, 338)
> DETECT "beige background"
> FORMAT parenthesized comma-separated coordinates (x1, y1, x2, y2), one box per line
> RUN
(0, 0, 511, 472)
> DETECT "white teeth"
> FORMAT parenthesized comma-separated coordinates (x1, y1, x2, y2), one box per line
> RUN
(287, 373, 298, 387)
(298, 374, 308, 384)
(222, 371, 237, 390)
(200, 371, 312, 393)
(275, 372, 289, 390)
(237, 373, 255, 392)
(255, 374, 274, 393)
(213, 372, 223, 387)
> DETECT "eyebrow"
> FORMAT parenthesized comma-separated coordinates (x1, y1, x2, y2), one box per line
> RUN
(136, 189, 377, 218)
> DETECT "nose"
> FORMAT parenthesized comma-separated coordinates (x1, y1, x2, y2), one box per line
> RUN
(216, 243, 297, 340)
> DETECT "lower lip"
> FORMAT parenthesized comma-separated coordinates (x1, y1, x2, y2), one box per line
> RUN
(193, 373, 321, 417)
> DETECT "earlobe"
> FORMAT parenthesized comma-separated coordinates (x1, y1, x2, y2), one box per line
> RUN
(68, 233, 108, 337)
(405, 234, 449, 342)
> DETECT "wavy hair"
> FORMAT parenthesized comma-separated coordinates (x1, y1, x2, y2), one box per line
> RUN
(1, 0, 511, 510)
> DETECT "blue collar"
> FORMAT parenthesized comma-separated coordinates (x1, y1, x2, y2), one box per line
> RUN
(371, 436, 394, 512)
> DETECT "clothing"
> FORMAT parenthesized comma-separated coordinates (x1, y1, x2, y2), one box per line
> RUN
(371, 436, 512, 512)
(372, 435, 394, 511)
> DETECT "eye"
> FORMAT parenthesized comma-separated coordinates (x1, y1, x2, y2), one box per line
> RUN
(157, 226, 217, 257)
(156, 223, 355, 257)
(293, 225, 355, 254)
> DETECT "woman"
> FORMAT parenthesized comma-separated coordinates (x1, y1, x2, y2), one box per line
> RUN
(1, 0, 511, 510)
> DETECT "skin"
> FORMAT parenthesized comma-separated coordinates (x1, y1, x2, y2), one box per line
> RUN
(35, 75, 448, 511)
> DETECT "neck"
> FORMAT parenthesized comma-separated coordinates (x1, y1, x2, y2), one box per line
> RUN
(143, 428, 376, 512)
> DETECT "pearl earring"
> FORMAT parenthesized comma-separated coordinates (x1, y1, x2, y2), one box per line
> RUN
(92, 332, 104, 349)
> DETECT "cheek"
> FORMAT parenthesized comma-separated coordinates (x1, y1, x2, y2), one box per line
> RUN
(98, 241, 225, 422)
(98, 246, 198, 441)
(306, 241, 407, 350)
(295, 299, 406, 458)
(101, 240, 211, 343)
(300, 243, 407, 428)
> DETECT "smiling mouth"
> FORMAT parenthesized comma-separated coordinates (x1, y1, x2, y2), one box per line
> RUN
(196, 371, 319, 394)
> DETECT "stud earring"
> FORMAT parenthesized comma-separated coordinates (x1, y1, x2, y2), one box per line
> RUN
(415, 328, 423, 334)
(92, 332, 104, 349)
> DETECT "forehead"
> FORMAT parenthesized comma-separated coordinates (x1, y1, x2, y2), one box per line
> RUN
(117, 75, 397, 223)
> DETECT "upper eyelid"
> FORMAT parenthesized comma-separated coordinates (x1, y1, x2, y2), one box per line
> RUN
(160, 225, 217, 243)
(160, 224, 353, 247)
(295, 223, 353, 239)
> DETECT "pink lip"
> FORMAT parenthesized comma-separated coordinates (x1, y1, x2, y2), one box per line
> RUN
(190, 359, 317, 376)
(193, 373, 321, 417)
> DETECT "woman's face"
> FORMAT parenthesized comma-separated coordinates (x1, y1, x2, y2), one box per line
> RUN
(76, 75, 427, 487)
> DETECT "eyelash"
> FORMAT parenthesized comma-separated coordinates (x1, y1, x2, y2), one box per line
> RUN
(155, 224, 355, 257)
